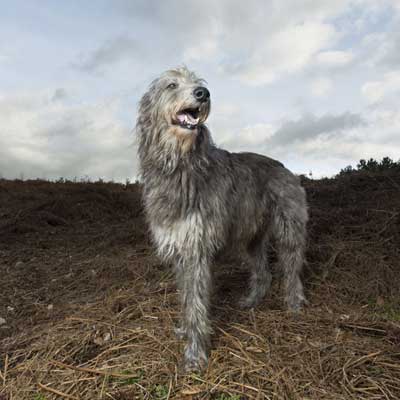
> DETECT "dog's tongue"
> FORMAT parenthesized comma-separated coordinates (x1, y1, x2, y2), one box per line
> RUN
(177, 112, 199, 125)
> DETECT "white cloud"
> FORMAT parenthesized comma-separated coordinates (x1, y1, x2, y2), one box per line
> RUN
(73, 36, 143, 73)
(315, 50, 354, 67)
(0, 89, 136, 181)
(216, 112, 366, 171)
(114, 0, 355, 86)
(361, 71, 400, 104)
(184, 39, 218, 63)
(270, 112, 365, 146)
(220, 123, 275, 151)
(73, 1, 394, 88)
(311, 77, 333, 97)
(223, 22, 338, 85)
(183, 20, 220, 62)
(241, 124, 275, 144)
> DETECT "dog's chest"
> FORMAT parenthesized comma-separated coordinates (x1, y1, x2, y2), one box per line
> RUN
(151, 213, 204, 259)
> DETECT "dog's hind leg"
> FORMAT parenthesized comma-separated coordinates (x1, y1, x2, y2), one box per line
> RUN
(274, 210, 307, 312)
(239, 235, 272, 309)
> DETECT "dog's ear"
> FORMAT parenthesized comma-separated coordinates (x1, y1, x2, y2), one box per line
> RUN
(136, 91, 154, 149)
(137, 89, 157, 133)
(139, 91, 152, 116)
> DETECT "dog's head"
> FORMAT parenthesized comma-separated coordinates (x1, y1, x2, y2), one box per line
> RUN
(137, 67, 211, 149)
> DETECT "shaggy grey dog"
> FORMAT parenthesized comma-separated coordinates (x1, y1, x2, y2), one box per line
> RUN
(136, 67, 308, 371)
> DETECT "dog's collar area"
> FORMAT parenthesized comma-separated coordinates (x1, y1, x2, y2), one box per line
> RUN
(175, 107, 200, 130)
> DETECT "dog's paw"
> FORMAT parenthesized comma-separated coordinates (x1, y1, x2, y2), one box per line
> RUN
(286, 294, 308, 313)
(238, 296, 261, 310)
(183, 358, 203, 373)
(183, 346, 208, 373)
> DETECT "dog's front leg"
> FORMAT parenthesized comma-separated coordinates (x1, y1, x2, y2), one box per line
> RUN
(178, 255, 212, 372)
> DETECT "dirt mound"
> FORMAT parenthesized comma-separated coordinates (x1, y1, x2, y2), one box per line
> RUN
(0, 180, 143, 236)
(0, 171, 399, 399)
(305, 171, 400, 304)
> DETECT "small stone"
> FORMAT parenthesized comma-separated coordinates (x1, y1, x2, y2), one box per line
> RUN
(15, 261, 24, 268)
(7, 306, 14, 312)
(0, 317, 6, 325)
(103, 332, 111, 342)
(47, 304, 54, 311)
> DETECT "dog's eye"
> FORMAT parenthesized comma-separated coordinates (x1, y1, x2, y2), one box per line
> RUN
(167, 82, 177, 90)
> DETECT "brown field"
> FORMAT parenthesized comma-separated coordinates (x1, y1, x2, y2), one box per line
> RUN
(0, 171, 399, 400)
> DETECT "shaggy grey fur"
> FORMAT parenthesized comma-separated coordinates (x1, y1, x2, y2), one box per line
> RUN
(136, 67, 308, 371)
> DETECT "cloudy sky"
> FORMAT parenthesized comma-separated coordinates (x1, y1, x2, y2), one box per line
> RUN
(1, 0, 400, 180)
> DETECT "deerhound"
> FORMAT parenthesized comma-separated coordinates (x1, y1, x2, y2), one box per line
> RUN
(136, 67, 308, 371)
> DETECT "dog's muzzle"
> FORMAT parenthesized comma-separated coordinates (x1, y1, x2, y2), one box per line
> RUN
(174, 88, 210, 130)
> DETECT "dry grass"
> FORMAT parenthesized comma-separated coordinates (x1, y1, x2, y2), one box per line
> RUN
(0, 171, 399, 399)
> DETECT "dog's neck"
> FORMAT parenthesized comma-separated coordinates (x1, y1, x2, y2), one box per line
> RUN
(137, 123, 213, 181)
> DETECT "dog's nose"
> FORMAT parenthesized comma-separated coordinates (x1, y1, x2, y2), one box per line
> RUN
(193, 86, 210, 102)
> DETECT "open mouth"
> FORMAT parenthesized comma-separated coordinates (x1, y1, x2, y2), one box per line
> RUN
(174, 107, 200, 130)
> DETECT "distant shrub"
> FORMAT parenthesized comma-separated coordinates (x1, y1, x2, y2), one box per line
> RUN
(339, 157, 400, 176)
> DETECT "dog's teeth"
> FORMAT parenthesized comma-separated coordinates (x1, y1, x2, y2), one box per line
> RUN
(176, 112, 199, 130)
